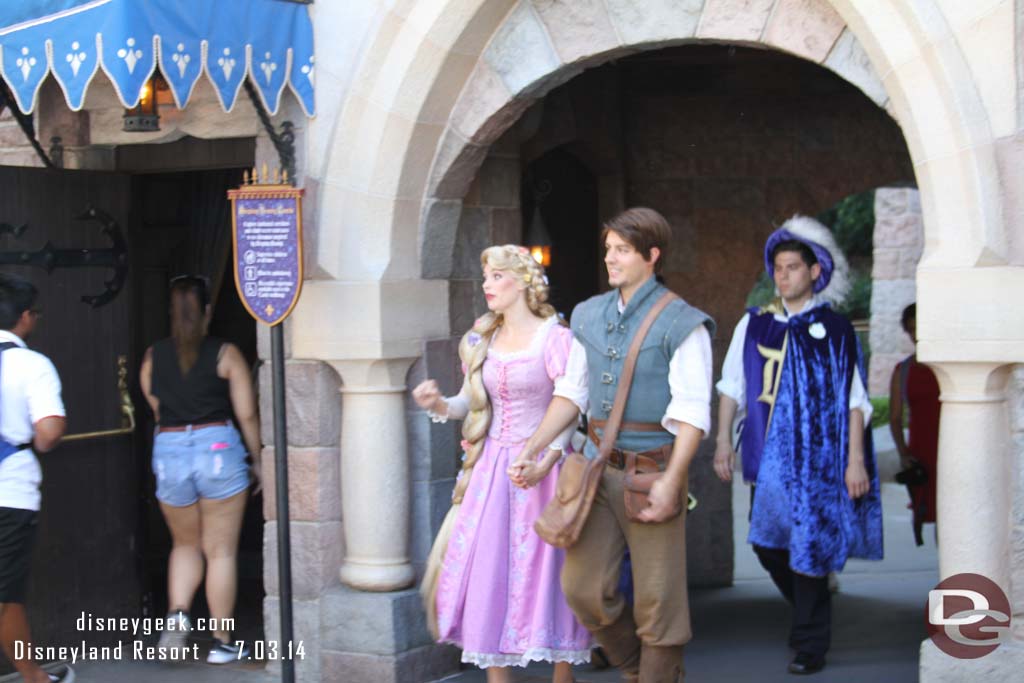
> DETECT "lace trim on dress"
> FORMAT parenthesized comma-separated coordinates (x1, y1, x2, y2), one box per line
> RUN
(460, 647, 592, 668)
(487, 315, 558, 361)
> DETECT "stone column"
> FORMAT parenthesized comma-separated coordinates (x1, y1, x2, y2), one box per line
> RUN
(330, 358, 417, 592)
(929, 361, 1014, 586)
(869, 187, 923, 394)
(920, 360, 1024, 683)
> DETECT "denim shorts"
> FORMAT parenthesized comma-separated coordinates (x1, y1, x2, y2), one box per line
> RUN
(152, 424, 251, 506)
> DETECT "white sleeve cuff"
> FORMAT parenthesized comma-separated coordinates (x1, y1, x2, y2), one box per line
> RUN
(428, 394, 469, 423)
(715, 377, 744, 403)
(662, 403, 711, 438)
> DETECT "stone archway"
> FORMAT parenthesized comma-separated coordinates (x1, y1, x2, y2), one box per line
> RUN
(288, 1, 1022, 680)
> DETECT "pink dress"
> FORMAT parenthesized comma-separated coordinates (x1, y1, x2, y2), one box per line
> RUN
(435, 317, 592, 668)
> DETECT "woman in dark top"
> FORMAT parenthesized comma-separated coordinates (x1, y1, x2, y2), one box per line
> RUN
(889, 303, 941, 545)
(140, 275, 262, 664)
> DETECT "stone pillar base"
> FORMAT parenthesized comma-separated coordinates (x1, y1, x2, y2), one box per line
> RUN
(319, 584, 460, 683)
(322, 644, 461, 683)
(920, 637, 1024, 682)
(339, 561, 416, 593)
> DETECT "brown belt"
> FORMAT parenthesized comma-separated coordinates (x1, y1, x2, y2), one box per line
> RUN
(157, 420, 230, 434)
(590, 418, 667, 433)
(587, 421, 670, 471)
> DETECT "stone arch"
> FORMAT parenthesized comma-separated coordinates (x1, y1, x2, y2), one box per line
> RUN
(316, 0, 1007, 290)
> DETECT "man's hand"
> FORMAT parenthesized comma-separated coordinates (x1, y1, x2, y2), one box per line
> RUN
(845, 459, 870, 499)
(713, 440, 735, 483)
(637, 475, 685, 523)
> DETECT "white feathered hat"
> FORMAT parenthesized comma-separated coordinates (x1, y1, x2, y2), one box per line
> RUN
(763, 215, 851, 306)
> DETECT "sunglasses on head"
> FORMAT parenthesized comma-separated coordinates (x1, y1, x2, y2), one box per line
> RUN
(169, 274, 210, 288)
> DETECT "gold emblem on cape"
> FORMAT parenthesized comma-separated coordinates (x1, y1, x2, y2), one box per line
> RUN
(756, 344, 784, 408)
(752, 299, 789, 428)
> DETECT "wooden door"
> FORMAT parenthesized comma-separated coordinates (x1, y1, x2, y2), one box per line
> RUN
(0, 166, 138, 649)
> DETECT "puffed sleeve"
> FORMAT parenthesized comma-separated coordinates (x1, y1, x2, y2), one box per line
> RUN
(544, 322, 574, 381)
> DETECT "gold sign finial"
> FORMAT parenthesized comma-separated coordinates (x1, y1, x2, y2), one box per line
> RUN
(282, 169, 289, 185)
(261, 162, 269, 184)
(243, 169, 250, 185)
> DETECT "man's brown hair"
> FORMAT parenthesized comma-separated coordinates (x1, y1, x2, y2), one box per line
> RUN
(601, 207, 672, 274)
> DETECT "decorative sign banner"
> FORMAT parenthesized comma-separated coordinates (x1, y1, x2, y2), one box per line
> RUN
(228, 172, 304, 326)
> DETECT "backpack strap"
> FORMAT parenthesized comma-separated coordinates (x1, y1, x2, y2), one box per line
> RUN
(0, 342, 33, 459)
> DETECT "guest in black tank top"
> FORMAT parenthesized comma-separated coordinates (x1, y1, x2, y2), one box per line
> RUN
(150, 336, 233, 427)
(140, 275, 262, 663)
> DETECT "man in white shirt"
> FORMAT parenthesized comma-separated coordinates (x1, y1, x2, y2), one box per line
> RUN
(0, 274, 72, 683)
(712, 216, 882, 675)
(515, 208, 714, 683)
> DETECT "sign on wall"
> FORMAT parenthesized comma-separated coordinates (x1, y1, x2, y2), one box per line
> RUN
(228, 168, 304, 326)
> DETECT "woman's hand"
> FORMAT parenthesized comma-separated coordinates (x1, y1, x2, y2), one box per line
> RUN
(507, 450, 557, 489)
(412, 379, 444, 413)
(250, 461, 264, 496)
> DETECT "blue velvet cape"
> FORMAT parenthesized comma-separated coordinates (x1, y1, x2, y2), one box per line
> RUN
(747, 304, 883, 576)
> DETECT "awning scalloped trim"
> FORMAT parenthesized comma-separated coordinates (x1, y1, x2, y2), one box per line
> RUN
(0, 0, 315, 117)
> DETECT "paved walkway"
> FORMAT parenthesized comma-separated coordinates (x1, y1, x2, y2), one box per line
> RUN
(40, 433, 936, 682)
(437, 476, 937, 683)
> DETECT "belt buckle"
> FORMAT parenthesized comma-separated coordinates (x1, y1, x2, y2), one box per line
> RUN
(607, 450, 625, 470)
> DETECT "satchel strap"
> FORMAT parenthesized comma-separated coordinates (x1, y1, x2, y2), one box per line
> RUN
(597, 291, 678, 463)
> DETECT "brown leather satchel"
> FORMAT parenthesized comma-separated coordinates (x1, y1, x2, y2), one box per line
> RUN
(622, 448, 682, 521)
(534, 291, 678, 548)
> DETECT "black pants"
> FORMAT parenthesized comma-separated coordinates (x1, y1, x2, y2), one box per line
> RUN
(752, 544, 831, 657)
(749, 486, 831, 657)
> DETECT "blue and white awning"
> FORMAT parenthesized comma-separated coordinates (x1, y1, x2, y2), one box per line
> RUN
(0, 0, 315, 116)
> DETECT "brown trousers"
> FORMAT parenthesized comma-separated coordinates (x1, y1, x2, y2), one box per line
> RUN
(560, 466, 690, 672)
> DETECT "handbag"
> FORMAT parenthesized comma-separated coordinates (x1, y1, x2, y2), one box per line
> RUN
(895, 459, 928, 487)
(534, 291, 679, 547)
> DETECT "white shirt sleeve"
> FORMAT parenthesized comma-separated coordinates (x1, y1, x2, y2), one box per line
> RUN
(850, 370, 873, 425)
(552, 339, 589, 413)
(715, 313, 750, 405)
(662, 325, 713, 437)
(26, 356, 65, 423)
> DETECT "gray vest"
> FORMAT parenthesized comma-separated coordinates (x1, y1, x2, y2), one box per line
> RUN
(570, 277, 715, 459)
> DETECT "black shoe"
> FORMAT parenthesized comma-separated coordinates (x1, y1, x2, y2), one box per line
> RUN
(788, 652, 825, 674)
(590, 646, 611, 669)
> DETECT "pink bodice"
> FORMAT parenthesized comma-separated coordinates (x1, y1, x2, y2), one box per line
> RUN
(481, 317, 572, 445)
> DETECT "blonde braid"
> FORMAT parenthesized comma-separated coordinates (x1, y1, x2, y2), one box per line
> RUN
(450, 313, 499, 503)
